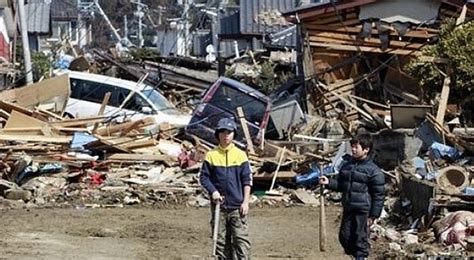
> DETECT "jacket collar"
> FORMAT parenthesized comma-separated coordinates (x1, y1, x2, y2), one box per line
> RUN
(351, 154, 371, 164)
(217, 143, 235, 152)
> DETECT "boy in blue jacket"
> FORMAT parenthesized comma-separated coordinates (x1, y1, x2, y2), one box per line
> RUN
(200, 117, 253, 259)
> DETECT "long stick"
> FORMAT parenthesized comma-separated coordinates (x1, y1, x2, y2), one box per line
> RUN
(212, 202, 220, 258)
(268, 146, 286, 192)
(319, 183, 327, 252)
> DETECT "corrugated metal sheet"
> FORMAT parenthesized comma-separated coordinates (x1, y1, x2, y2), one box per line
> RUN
(156, 30, 178, 57)
(240, 0, 297, 35)
(51, 0, 78, 20)
(193, 30, 212, 56)
(238, 0, 298, 47)
(25, 3, 51, 34)
(218, 6, 240, 36)
(268, 24, 296, 47)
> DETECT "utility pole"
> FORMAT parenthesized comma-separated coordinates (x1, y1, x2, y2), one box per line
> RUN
(184, 0, 190, 56)
(124, 15, 128, 39)
(93, 0, 122, 43)
(18, 0, 33, 84)
(137, 0, 144, 47)
(157, 6, 164, 25)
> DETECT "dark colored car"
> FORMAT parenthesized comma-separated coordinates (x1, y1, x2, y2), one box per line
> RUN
(186, 77, 272, 148)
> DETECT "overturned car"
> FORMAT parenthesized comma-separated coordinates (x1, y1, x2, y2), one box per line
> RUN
(185, 77, 306, 148)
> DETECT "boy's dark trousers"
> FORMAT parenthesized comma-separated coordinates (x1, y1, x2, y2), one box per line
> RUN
(339, 210, 369, 258)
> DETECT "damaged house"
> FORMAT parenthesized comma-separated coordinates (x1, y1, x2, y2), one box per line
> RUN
(283, 0, 473, 127)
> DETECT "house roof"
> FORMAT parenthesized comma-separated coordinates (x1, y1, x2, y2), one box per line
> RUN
(51, 0, 78, 20)
(219, 1, 298, 47)
(25, 2, 51, 34)
(240, 0, 296, 35)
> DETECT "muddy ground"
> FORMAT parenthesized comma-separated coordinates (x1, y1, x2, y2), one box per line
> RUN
(0, 204, 355, 259)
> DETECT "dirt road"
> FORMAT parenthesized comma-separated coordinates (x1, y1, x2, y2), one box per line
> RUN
(0, 205, 348, 259)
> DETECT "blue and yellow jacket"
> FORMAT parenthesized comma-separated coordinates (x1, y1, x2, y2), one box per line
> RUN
(199, 143, 253, 209)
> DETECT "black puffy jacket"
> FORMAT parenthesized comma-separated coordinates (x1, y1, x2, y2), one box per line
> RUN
(327, 155, 385, 218)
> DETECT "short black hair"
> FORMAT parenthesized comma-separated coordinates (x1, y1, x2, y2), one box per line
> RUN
(350, 134, 373, 151)
(214, 129, 237, 140)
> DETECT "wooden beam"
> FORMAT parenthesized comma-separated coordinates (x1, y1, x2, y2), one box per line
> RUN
(92, 92, 111, 132)
(310, 42, 417, 55)
(0, 134, 71, 143)
(319, 83, 374, 120)
(50, 116, 109, 127)
(436, 76, 451, 125)
(348, 94, 390, 109)
(95, 117, 155, 136)
(107, 153, 173, 161)
(308, 32, 424, 49)
(236, 107, 255, 154)
(305, 24, 437, 39)
(307, 12, 358, 25)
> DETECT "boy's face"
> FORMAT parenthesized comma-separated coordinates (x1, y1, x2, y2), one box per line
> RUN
(351, 143, 370, 160)
(218, 129, 234, 147)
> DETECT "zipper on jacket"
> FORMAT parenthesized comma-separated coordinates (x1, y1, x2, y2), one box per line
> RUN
(224, 150, 229, 208)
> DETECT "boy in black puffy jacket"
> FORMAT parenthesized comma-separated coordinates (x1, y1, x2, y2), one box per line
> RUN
(320, 134, 385, 259)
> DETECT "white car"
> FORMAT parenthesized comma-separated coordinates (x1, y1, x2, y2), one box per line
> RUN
(64, 71, 191, 127)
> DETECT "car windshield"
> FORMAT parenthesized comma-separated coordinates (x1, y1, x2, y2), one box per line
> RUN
(141, 88, 175, 111)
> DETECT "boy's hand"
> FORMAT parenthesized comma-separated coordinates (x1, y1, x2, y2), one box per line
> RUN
(367, 217, 374, 227)
(319, 176, 329, 185)
(211, 191, 223, 203)
(240, 201, 249, 217)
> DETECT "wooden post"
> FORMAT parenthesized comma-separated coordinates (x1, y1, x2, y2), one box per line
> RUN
(319, 183, 326, 252)
(266, 146, 286, 195)
(319, 164, 326, 252)
(435, 76, 451, 126)
(236, 107, 255, 154)
(92, 92, 111, 133)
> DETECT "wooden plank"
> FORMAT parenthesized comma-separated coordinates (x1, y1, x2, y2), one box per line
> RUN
(107, 153, 176, 163)
(348, 95, 390, 109)
(236, 107, 255, 154)
(0, 101, 35, 116)
(309, 42, 417, 55)
(3, 110, 49, 136)
(85, 138, 131, 153)
(95, 117, 156, 136)
(0, 134, 71, 143)
(268, 147, 286, 192)
(92, 92, 111, 132)
(294, 188, 319, 205)
(319, 83, 374, 120)
(0, 109, 9, 119)
(120, 138, 157, 150)
(50, 116, 109, 127)
(15, 74, 70, 112)
(305, 24, 437, 38)
(309, 12, 358, 25)
(2, 126, 88, 132)
(436, 76, 451, 125)
(301, 8, 357, 22)
(383, 83, 420, 104)
(253, 171, 297, 181)
(308, 32, 423, 49)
